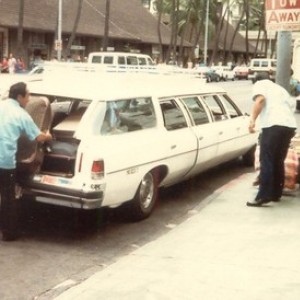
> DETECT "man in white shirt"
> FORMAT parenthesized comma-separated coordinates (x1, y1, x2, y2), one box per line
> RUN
(247, 72, 297, 207)
(8, 53, 16, 74)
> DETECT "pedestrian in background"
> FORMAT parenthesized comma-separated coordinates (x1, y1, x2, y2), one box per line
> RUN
(15, 57, 25, 73)
(0, 82, 52, 241)
(8, 53, 16, 74)
(1, 56, 9, 73)
(246, 72, 297, 207)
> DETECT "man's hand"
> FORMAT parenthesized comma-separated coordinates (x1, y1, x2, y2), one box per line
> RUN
(248, 119, 255, 133)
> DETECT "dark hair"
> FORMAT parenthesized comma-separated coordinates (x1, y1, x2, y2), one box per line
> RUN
(8, 82, 27, 99)
(256, 72, 270, 81)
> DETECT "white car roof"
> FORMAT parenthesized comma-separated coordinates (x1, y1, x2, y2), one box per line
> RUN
(28, 72, 226, 101)
(88, 52, 151, 57)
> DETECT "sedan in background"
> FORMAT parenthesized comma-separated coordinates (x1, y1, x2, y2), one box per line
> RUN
(234, 65, 249, 80)
(206, 69, 221, 82)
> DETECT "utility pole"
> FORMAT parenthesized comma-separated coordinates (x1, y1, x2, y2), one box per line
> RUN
(276, 31, 292, 92)
(102, 0, 110, 51)
(203, 0, 209, 65)
(57, 0, 62, 60)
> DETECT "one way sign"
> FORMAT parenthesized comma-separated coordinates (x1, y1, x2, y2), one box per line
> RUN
(266, 0, 300, 31)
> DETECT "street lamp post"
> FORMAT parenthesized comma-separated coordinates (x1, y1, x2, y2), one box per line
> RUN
(204, 0, 209, 65)
(57, 0, 62, 60)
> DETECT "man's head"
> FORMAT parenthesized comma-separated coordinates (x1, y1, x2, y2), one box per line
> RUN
(9, 82, 30, 108)
(256, 72, 270, 81)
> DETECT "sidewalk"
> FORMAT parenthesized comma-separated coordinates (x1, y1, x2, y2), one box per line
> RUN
(54, 172, 300, 300)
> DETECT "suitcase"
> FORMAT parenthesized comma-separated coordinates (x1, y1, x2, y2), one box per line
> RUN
(17, 96, 52, 174)
(254, 145, 299, 189)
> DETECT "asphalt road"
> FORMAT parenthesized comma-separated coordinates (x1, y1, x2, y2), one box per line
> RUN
(1, 80, 299, 300)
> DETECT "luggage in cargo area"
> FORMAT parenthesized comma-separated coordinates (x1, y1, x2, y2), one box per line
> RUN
(42, 140, 79, 176)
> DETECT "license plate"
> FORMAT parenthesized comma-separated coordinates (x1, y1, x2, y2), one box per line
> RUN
(41, 175, 57, 185)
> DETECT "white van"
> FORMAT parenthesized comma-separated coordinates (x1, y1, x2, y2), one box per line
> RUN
(248, 58, 277, 83)
(87, 52, 156, 71)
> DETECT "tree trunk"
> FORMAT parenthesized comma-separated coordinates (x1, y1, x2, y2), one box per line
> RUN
(222, 6, 230, 64)
(210, 1, 224, 65)
(243, 0, 250, 62)
(178, 8, 191, 66)
(17, 0, 25, 58)
(228, 7, 245, 64)
(64, 0, 83, 59)
(157, 0, 164, 62)
(172, 0, 179, 64)
(166, 0, 176, 64)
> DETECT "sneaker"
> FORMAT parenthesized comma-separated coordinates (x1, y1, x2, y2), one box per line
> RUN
(246, 198, 271, 207)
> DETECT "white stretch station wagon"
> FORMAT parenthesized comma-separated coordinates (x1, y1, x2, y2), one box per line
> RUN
(17, 72, 257, 220)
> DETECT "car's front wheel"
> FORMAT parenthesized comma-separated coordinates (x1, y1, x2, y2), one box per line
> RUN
(129, 170, 159, 221)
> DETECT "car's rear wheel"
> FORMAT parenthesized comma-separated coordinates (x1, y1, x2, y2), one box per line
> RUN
(129, 170, 159, 221)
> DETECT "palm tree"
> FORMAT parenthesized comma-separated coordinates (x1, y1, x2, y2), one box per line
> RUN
(210, 0, 225, 65)
(156, 0, 164, 62)
(64, 0, 84, 59)
(155, 0, 205, 64)
(17, 0, 25, 58)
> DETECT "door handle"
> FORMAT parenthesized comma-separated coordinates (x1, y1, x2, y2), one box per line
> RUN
(171, 145, 177, 149)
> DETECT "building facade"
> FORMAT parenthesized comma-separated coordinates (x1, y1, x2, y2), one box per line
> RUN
(0, 0, 192, 68)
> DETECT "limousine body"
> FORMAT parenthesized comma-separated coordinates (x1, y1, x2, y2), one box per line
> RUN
(18, 73, 257, 220)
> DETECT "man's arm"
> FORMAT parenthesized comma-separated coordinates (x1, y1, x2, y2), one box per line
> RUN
(36, 131, 52, 142)
(248, 94, 265, 133)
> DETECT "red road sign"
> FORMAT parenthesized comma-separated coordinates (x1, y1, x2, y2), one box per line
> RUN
(265, 0, 300, 31)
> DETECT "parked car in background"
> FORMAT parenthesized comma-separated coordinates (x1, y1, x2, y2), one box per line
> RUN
(17, 70, 257, 221)
(206, 69, 221, 82)
(87, 52, 156, 72)
(193, 66, 210, 80)
(193, 66, 220, 82)
(211, 65, 235, 81)
(233, 65, 249, 80)
(248, 58, 277, 83)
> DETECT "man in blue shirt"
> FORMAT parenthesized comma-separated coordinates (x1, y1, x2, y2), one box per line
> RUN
(0, 82, 52, 241)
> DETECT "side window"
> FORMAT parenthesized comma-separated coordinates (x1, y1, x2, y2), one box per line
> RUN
(101, 98, 156, 135)
(160, 99, 187, 130)
(147, 58, 154, 65)
(103, 56, 113, 64)
(181, 96, 210, 125)
(127, 56, 138, 65)
(253, 61, 259, 67)
(202, 94, 227, 121)
(217, 94, 242, 118)
(138, 57, 147, 65)
(261, 61, 268, 67)
(118, 56, 126, 65)
(271, 61, 277, 67)
(91, 56, 101, 64)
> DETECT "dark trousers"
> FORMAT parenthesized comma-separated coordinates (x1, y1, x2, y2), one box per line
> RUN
(0, 168, 19, 237)
(256, 126, 295, 201)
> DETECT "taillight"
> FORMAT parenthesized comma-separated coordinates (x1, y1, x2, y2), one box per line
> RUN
(91, 160, 104, 179)
(78, 153, 83, 173)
